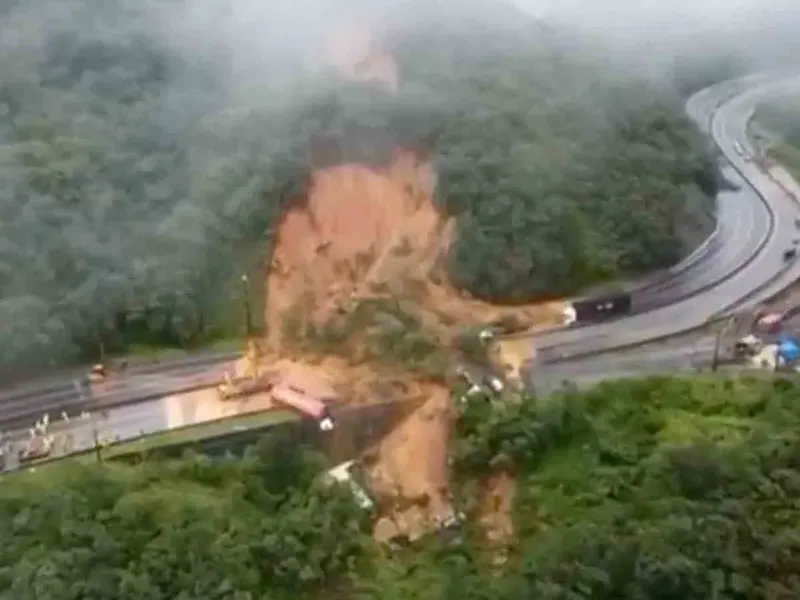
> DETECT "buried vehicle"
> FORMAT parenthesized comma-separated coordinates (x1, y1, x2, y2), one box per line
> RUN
(734, 334, 764, 358)
(217, 370, 337, 431)
(455, 365, 504, 400)
(322, 460, 375, 510)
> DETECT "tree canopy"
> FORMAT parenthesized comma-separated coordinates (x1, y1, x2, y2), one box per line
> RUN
(752, 94, 800, 186)
(0, 0, 721, 367)
(3, 375, 800, 598)
(0, 432, 372, 600)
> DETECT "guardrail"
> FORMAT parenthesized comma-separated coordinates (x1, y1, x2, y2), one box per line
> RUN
(537, 256, 799, 365)
(581, 84, 734, 295)
(3, 74, 800, 473)
(0, 351, 239, 424)
(2, 395, 417, 476)
(0, 73, 741, 406)
(503, 85, 773, 342)
(0, 74, 793, 432)
(535, 82, 799, 364)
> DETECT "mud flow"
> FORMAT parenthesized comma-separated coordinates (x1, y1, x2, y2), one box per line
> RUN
(227, 20, 561, 542)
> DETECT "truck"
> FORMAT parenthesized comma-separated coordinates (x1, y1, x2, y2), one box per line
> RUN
(217, 371, 337, 431)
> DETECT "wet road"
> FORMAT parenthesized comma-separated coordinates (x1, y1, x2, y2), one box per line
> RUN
(531, 75, 800, 363)
(5, 73, 800, 468)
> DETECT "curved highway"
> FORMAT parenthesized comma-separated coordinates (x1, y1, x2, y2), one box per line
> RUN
(572, 71, 793, 310)
(3, 72, 800, 469)
(530, 74, 800, 363)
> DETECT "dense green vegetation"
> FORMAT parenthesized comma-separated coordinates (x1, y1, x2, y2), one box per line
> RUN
(3, 375, 800, 599)
(448, 375, 800, 599)
(0, 0, 721, 368)
(0, 433, 373, 599)
(379, 14, 721, 302)
(754, 94, 800, 177)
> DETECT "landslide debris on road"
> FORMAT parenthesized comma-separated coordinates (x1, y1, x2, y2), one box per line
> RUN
(242, 18, 560, 543)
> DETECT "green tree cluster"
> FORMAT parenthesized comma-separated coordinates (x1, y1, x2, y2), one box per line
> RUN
(0, 0, 720, 368)
(754, 95, 800, 177)
(3, 375, 800, 599)
(0, 434, 372, 599)
(755, 95, 800, 144)
(438, 375, 800, 599)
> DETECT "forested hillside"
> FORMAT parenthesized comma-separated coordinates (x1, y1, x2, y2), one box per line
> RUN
(4, 375, 800, 599)
(0, 0, 720, 367)
(753, 94, 800, 176)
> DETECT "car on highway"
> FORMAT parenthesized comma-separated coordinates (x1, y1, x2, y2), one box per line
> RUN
(8, 72, 800, 472)
(734, 141, 750, 160)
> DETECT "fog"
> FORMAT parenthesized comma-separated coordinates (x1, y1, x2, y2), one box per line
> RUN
(517, 0, 799, 30)
(515, 0, 800, 70)
(2, 0, 800, 371)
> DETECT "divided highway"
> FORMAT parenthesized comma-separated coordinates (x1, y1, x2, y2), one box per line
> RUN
(531, 74, 800, 363)
(2, 72, 800, 452)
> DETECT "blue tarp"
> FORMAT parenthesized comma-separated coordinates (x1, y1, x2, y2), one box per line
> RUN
(777, 338, 800, 363)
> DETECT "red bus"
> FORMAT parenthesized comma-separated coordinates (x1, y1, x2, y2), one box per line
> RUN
(271, 382, 336, 431)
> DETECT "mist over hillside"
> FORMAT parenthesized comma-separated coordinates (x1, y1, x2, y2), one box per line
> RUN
(516, 0, 800, 76)
(0, 0, 797, 371)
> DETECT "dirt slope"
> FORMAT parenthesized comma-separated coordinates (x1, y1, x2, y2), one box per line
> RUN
(369, 385, 453, 542)
(265, 149, 440, 347)
(264, 21, 563, 352)
(253, 20, 559, 542)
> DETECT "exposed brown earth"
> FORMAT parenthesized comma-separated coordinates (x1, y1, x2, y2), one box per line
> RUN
(242, 19, 562, 542)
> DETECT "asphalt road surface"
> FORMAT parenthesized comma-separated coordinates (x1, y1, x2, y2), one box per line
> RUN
(5, 72, 800, 466)
(531, 75, 800, 362)
(527, 335, 718, 392)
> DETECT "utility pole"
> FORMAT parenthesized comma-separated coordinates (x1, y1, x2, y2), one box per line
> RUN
(241, 274, 253, 339)
(711, 315, 734, 372)
(240, 273, 261, 379)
